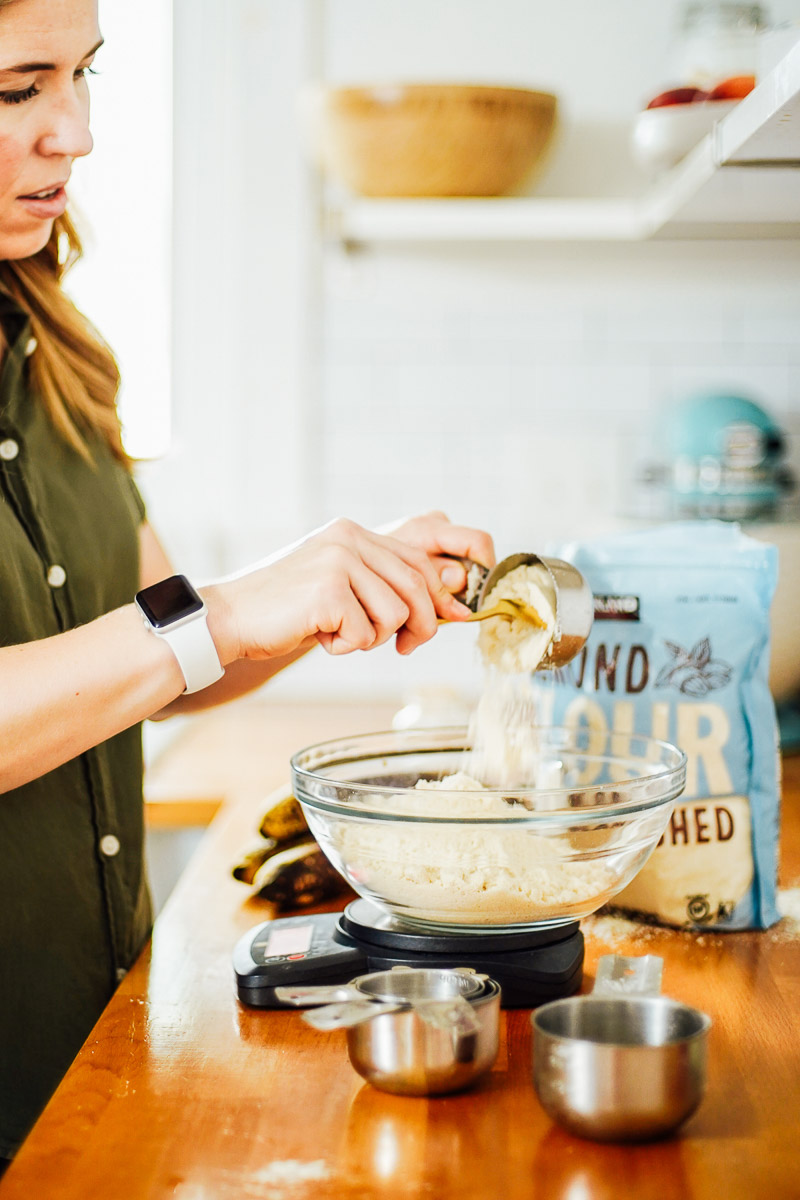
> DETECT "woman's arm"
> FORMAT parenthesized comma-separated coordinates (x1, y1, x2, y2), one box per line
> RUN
(0, 514, 489, 792)
(139, 523, 314, 718)
(144, 512, 497, 718)
(0, 603, 188, 792)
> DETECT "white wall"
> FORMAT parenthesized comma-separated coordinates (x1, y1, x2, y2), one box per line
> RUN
(138, 0, 800, 706)
(66, 0, 172, 460)
(139, 0, 325, 575)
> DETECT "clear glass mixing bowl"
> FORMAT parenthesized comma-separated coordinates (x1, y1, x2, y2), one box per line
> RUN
(291, 727, 687, 933)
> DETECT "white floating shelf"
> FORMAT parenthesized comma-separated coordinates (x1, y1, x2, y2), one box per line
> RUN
(326, 38, 800, 245)
(325, 198, 648, 243)
(716, 35, 800, 164)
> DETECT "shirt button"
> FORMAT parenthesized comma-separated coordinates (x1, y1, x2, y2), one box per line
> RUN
(47, 564, 67, 588)
(0, 438, 19, 461)
(24, 337, 38, 357)
(115, 967, 127, 983)
(100, 834, 121, 857)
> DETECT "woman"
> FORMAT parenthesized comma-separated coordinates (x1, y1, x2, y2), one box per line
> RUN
(0, 0, 495, 1163)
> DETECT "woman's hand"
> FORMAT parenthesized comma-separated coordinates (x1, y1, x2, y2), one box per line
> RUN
(206, 516, 481, 663)
(380, 510, 496, 595)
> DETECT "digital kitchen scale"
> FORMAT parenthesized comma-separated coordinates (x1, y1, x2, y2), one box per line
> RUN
(234, 898, 584, 1010)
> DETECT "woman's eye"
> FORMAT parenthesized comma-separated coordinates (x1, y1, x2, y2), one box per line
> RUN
(0, 84, 40, 106)
(0, 65, 97, 104)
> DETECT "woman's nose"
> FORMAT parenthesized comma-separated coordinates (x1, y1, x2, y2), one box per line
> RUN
(37, 92, 94, 161)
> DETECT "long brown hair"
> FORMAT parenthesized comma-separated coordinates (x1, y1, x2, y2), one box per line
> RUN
(0, 0, 127, 465)
(0, 212, 128, 465)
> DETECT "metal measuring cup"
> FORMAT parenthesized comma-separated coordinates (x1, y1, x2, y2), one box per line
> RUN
(276, 966, 501, 1096)
(275, 965, 486, 1033)
(450, 552, 593, 669)
(531, 954, 711, 1141)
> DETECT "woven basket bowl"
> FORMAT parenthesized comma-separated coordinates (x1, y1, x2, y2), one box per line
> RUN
(313, 84, 558, 197)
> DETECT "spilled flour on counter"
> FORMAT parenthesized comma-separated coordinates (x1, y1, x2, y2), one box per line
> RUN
(201, 1160, 332, 1200)
(770, 887, 800, 942)
(580, 912, 662, 949)
(584, 891, 800, 951)
(777, 887, 800, 926)
(252, 1160, 330, 1186)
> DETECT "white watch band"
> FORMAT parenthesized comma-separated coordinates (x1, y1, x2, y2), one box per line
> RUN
(155, 611, 225, 695)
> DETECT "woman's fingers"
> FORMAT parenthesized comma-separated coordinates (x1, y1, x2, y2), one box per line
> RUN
(354, 541, 440, 651)
(310, 538, 420, 655)
(423, 521, 497, 573)
(365, 532, 472, 623)
(381, 511, 497, 588)
(338, 557, 412, 651)
(314, 582, 377, 656)
(306, 543, 392, 655)
(311, 524, 469, 656)
(432, 556, 469, 593)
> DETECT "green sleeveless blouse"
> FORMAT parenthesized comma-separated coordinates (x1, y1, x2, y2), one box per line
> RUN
(0, 290, 152, 1157)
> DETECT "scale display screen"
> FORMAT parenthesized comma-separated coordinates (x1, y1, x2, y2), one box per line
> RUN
(264, 924, 314, 959)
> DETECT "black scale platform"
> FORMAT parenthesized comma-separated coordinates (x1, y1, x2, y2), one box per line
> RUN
(234, 898, 584, 1009)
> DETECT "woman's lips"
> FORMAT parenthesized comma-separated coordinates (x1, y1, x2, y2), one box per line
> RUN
(17, 186, 68, 219)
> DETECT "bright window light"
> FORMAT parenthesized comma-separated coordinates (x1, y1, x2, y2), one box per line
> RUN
(66, 0, 173, 460)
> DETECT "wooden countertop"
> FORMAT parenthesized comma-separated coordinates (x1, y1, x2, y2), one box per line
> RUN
(2, 699, 799, 1200)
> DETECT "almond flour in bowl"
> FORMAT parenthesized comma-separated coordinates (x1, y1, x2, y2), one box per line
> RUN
(291, 728, 687, 932)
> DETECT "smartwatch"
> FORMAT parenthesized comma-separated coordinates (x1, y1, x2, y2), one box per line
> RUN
(135, 574, 225, 695)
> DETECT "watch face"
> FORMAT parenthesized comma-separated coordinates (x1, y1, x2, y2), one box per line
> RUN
(137, 574, 203, 630)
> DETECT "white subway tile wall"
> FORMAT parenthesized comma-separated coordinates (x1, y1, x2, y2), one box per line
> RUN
(254, 236, 800, 703)
(319, 241, 800, 551)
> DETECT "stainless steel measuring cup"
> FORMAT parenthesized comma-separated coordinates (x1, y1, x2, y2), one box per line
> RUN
(275, 965, 485, 1032)
(347, 978, 501, 1097)
(276, 966, 501, 1095)
(531, 954, 711, 1141)
(450, 552, 593, 669)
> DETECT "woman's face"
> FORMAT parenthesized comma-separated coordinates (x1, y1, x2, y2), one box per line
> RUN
(0, 0, 99, 260)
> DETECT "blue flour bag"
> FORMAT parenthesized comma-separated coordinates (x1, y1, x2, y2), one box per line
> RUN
(534, 522, 780, 930)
